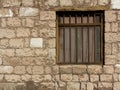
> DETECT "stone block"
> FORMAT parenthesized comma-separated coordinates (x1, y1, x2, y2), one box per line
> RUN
(111, 0, 120, 9)
(105, 43, 112, 55)
(7, 18, 21, 27)
(61, 74, 72, 81)
(16, 48, 34, 56)
(111, 22, 118, 32)
(0, 66, 13, 74)
(40, 11, 56, 20)
(60, 65, 72, 74)
(105, 23, 111, 32)
(30, 38, 43, 48)
(87, 83, 94, 90)
(45, 0, 59, 6)
(67, 82, 80, 90)
(14, 66, 26, 74)
(88, 65, 102, 74)
(90, 75, 99, 82)
(25, 18, 34, 27)
(34, 49, 48, 56)
(39, 28, 56, 37)
(0, 9, 13, 17)
(60, 0, 73, 6)
(19, 7, 39, 16)
(73, 65, 87, 74)
(16, 28, 30, 37)
(0, 29, 15, 38)
(105, 33, 118, 42)
(1, 18, 7, 27)
(22, 0, 34, 6)
(0, 58, 2, 65)
(5, 75, 21, 82)
(112, 43, 118, 55)
(98, 82, 113, 90)
(0, 39, 9, 48)
(9, 39, 24, 48)
(33, 66, 44, 74)
(79, 74, 89, 82)
(21, 57, 35, 65)
(115, 64, 120, 73)
(48, 48, 56, 57)
(21, 74, 31, 81)
(45, 66, 52, 74)
(48, 38, 55, 48)
(114, 82, 120, 90)
(103, 66, 114, 74)
(105, 55, 116, 64)
(0, 49, 15, 57)
(105, 11, 116, 22)
(2, 0, 21, 7)
(32, 75, 44, 82)
(3, 57, 21, 66)
(100, 74, 113, 81)
(98, 0, 109, 5)
(72, 75, 79, 81)
(26, 66, 32, 74)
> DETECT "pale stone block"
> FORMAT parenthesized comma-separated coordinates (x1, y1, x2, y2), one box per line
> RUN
(7, 18, 21, 27)
(1, 18, 7, 27)
(0, 49, 15, 57)
(0, 9, 13, 17)
(90, 75, 99, 82)
(0, 66, 13, 74)
(14, 66, 26, 74)
(45, 66, 51, 74)
(31, 28, 39, 37)
(72, 75, 79, 81)
(73, 65, 87, 74)
(30, 38, 43, 48)
(21, 74, 31, 81)
(114, 82, 120, 90)
(48, 48, 56, 57)
(5, 75, 21, 82)
(100, 75, 113, 81)
(111, 0, 120, 9)
(105, 11, 116, 22)
(33, 66, 44, 74)
(9, 39, 24, 48)
(44, 75, 52, 81)
(16, 28, 30, 37)
(0, 75, 4, 81)
(67, 82, 80, 90)
(45, 0, 59, 6)
(114, 74, 119, 81)
(115, 64, 120, 73)
(112, 43, 118, 54)
(88, 65, 102, 74)
(111, 22, 118, 32)
(0, 29, 15, 38)
(59, 81, 66, 87)
(19, 7, 39, 16)
(81, 82, 87, 90)
(3, 0, 21, 7)
(52, 66, 59, 74)
(16, 48, 34, 56)
(60, 65, 72, 74)
(61, 74, 72, 81)
(40, 11, 56, 20)
(60, 0, 73, 6)
(22, 0, 34, 6)
(26, 66, 32, 74)
(79, 74, 89, 82)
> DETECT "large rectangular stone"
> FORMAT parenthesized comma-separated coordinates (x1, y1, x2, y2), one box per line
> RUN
(0, 9, 13, 17)
(30, 38, 43, 48)
(111, 0, 120, 9)
(19, 7, 39, 16)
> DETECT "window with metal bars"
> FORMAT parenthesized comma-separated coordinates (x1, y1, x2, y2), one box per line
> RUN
(56, 11, 104, 65)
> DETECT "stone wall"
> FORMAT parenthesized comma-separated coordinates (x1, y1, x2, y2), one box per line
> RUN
(0, 0, 120, 90)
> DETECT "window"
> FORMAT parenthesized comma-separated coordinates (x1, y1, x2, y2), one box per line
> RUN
(56, 11, 104, 65)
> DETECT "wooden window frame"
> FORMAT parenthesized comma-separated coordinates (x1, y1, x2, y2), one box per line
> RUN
(56, 11, 104, 65)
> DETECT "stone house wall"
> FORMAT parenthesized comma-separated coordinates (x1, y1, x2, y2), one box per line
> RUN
(0, 0, 120, 90)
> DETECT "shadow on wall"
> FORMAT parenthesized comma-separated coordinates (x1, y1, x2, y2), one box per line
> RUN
(0, 81, 55, 90)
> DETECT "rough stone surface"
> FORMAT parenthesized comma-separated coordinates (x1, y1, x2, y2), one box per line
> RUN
(67, 82, 80, 90)
(0, 9, 13, 17)
(14, 66, 26, 74)
(19, 7, 39, 16)
(60, 0, 73, 6)
(88, 65, 102, 74)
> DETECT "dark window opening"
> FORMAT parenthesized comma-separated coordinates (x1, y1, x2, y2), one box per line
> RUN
(56, 11, 104, 65)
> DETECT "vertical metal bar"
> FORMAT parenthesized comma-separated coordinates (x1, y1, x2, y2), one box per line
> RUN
(69, 14, 71, 63)
(63, 14, 65, 63)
